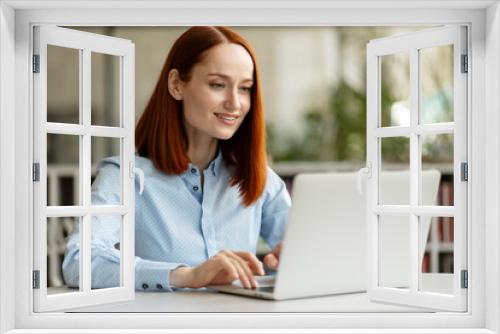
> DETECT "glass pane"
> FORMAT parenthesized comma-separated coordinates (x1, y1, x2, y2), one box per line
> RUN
(47, 133, 80, 206)
(378, 215, 410, 289)
(421, 133, 453, 206)
(47, 45, 80, 124)
(380, 52, 410, 127)
(420, 45, 454, 124)
(47, 217, 80, 295)
(380, 137, 410, 205)
(420, 216, 454, 294)
(91, 137, 121, 205)
(91, 52, 121, 127)
(91, 215, 122, 290)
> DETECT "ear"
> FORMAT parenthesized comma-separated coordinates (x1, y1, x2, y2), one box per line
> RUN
(167, 69, 184, 101)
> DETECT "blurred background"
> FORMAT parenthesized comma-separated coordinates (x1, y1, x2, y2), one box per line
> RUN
(46, 27, 454, 290)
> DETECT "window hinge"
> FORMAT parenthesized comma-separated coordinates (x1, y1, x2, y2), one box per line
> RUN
(32, 270, 40, 289)
(32, 163, 40, 182)
(461, 270, 468, 289)
(32, 55, 40, 73)
(461, 54, 468, 73)
(461, 162, 468, 182)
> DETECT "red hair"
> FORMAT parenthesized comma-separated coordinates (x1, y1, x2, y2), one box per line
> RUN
(135, 26, 267, 206)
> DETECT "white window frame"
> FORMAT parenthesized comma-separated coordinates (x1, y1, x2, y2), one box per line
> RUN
(32, 25, 136, 312)
(366, 26, 468, 311)
(0, 1, 499, 333)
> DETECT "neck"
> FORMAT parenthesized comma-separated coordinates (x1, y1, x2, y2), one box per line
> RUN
(186, 134, 219, 171)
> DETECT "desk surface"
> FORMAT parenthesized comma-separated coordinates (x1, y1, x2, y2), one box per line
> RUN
(65, 289, 431, 313)
(60, 274, 452, 313)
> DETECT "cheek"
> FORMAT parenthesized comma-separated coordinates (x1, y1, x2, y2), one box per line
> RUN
(183, 91, 219, 118)
(242, 95, 252, 113)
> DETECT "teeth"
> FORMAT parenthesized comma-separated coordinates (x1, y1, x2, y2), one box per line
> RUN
(216, 114, 237, 121)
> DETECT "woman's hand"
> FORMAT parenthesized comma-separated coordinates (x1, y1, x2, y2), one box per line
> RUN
(169, 250, 265, 289)
(263, 242, 282, 270)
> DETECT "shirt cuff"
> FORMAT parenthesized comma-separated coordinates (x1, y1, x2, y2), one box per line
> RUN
(135, 258, 187, 292)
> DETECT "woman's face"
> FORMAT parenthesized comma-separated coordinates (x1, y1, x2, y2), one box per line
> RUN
(176, 43, 254, 141)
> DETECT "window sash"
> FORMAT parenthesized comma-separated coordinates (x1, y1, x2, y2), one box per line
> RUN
(366, 25, 468, 311)
(32, 25, 136, 312)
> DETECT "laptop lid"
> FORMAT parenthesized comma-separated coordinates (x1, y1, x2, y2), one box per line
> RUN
(273, 170, 440, 300)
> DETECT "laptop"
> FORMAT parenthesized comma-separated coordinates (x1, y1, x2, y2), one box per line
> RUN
(209, 170, 441, 300)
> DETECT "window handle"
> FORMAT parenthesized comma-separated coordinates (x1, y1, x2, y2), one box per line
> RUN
(129, 162, 145, 195)
(356, 162, 371, 195)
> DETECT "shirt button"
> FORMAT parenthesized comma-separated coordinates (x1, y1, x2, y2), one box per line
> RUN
(156, 284, 163, 290)
(193, 186, 199, 191)
(190, 168, 197, 174)
(142, 283, 149, 290)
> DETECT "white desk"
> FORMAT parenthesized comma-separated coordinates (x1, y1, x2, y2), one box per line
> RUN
(60, 274, 452, 313)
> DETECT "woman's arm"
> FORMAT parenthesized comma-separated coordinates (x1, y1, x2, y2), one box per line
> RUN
(62, 231, 187, 291)
(62, 158, 187, 292)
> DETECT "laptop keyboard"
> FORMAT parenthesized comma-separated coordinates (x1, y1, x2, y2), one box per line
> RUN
(254, 286, 275, 293)
(255, 275, 275, 287)
(232, 275, 276, 288)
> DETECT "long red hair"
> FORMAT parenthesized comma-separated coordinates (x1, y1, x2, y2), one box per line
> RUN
(135, 26, 267, 207)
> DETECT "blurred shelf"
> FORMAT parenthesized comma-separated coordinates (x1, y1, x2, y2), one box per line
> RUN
(270, 161, 454, 177)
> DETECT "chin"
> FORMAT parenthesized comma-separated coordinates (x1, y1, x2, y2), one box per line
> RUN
(215, 132, 236, 140)
(211, 120, 245, 140)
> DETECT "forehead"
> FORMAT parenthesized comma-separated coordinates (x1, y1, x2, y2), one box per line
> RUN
(194, 43, 254, 80)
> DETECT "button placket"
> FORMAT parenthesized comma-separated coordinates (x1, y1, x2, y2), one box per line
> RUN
(186, 167, 201, 193)
(201, 171, 217, 257)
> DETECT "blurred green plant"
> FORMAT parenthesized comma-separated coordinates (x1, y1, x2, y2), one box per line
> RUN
(267, 70, 452, 164)
(267, 76, 408, 163)
(266, 30, 454, 164)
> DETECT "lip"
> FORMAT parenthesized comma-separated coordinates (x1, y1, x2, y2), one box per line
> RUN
(214, 112, 240, 125)
(214, 112, 240, 118)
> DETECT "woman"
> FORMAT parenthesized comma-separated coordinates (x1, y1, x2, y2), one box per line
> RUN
(63, 26, 290, 292)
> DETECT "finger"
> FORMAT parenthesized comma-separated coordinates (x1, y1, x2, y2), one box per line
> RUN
(234, 251, 265, 275)
(228, 257, 255, 288)
(215, 256, 239, 282)
(272, 242, 283, 258)
(222, 251, 257, 288)
(263, 253, 279, 269)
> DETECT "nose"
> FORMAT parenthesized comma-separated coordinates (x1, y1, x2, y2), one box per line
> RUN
(224, 87, 241, 111)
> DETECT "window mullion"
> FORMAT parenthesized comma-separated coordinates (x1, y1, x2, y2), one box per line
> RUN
(80, 48, 92, 293)
(122, 47, 135, 292)
(409, 48, 420, 293)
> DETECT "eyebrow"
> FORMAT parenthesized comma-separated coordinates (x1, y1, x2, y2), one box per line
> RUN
(207, 73, 253, 83)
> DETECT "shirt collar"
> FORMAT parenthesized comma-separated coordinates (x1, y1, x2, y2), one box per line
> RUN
(208, 149, 222, 176)
(184, 149, 223, 177)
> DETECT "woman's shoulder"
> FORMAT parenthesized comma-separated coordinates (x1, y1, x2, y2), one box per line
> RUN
(256, 165, 291, 208)
(263, 165, 288, 196)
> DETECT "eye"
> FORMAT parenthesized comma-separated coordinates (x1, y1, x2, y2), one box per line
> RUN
(209, 82, 225, 89)
(239, 86, 252, 93)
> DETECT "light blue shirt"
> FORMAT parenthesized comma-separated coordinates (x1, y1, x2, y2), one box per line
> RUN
(62, 152, 291, 292)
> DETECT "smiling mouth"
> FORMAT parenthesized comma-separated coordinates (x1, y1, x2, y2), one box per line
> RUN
(214, 113, 239, 121)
